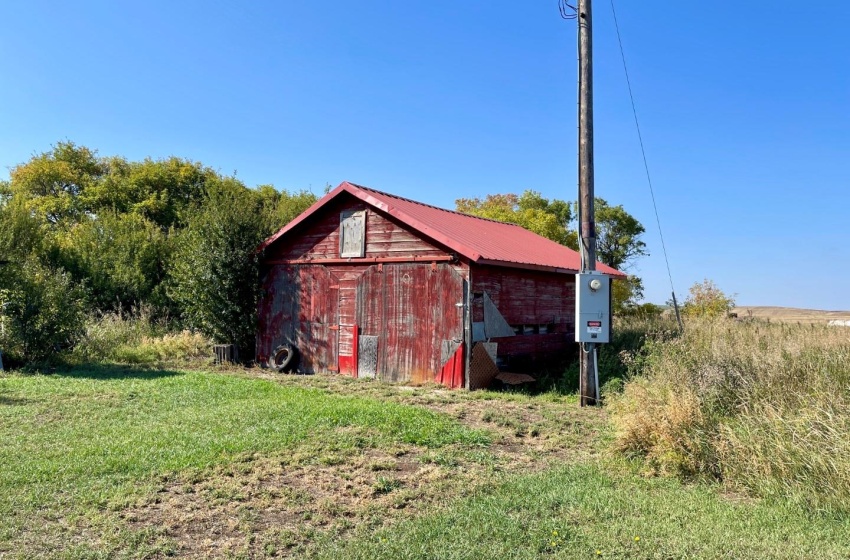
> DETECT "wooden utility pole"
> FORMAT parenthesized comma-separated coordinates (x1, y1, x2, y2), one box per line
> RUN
(578, 0, 599, 406)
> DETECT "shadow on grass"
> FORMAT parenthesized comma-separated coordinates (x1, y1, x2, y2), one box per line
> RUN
(0, 395, 31, 405)
(53, 364, 185, 381)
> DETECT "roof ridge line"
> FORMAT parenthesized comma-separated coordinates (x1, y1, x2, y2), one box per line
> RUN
(345, 182, 528, 228)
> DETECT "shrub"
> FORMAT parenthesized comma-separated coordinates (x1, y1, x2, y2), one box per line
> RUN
(0, 260, 87, 365)
(556, 315, 680, 396)
(619, 302, 664, 319)
(167, 179, 266, 357)
(611, 275, 645, 314)
(52, 212, 173, 314)
(609, 318, 850, 513)
(681, 279, 735, 318)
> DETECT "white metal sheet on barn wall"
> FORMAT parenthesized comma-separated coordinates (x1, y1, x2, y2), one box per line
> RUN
(483, 292, 515, 338)
(358, 335, 378, 378)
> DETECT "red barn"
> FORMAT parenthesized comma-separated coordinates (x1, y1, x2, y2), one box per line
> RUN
(256, 182, 623, 389)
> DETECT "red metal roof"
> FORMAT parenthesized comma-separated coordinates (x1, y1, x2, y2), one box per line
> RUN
(259, 181, 625, 277)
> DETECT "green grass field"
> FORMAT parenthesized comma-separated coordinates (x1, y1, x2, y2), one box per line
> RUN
(0, 367, 488, 558)
(316, 465, 850, 560)
(1, 366, 849, 559)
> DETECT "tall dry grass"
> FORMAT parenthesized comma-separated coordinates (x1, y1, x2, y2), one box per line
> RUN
(609, 318, 850, 514)
(70, 309, 212, 365)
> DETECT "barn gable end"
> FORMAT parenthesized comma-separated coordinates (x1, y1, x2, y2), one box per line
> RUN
(262, 193, 449, 263)
(259, 192, 469, 385)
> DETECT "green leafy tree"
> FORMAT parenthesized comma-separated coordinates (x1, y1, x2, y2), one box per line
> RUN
(0, 196, 46, 262)
(53, 212, 173, 313)
(611, 274, 645, 313)
(593, 198, 648, 270)
(2, 141, 322, 365)
(0, 260, 87, 364)
(590, 199, 648, 313)
(91, 156, 217, 229)
(167, 180, 317, 354)
(9, 142, 104, 224)
(456, 191, 574, 246)
(1, 178, 89, 365)
(255, 184, 318, 236)
(9, 143, 220, 231)
(682, 279, 736, 318)
(167, 178, 268, 354)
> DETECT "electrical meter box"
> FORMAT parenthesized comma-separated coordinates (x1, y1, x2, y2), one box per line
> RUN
(575, 272, 611, 343)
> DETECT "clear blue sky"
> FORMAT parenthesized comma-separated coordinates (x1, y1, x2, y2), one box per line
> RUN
(1, 1, 848, 309)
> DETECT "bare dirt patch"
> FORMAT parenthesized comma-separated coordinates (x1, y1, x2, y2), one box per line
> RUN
(123, 372, 606, 558)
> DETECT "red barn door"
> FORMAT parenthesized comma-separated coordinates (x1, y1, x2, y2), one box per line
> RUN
(356, 263, 464, 384)
(296, 266, 339, 374)
(257, 265, 339, 374)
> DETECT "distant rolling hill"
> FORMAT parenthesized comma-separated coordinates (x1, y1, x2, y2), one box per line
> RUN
(733, 306, 850, 324)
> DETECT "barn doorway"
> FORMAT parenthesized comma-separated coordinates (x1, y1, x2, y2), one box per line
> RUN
(355, 263, 464, 384)
(257, 265, 339, 374)
(296, 266, 340, 374)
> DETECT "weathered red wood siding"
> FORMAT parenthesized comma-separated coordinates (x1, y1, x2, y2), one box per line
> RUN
(470, 265, 576, 369)
(257, 265, 339, 373)
(258, 194, 468, 383)
(263, 195, 446, 262)
(356, 263, 465, 384)
(258, 192, 581, 384)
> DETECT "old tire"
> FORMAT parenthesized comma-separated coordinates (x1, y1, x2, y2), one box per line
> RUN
(270, 344, 297, 372)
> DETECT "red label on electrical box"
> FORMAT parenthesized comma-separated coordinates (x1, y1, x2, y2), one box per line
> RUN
(586, 320, 602, 334)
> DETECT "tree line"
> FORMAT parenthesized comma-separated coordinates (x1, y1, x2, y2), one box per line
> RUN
(0, 142, 317, 365)
(0, 142, 650, 367)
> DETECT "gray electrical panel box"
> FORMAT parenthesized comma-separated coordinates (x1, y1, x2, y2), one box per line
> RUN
(575, 272, 611, 343)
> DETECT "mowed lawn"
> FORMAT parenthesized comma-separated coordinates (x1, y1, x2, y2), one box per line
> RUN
(0, 368, 488, 558)
(2, 367, 849, 559)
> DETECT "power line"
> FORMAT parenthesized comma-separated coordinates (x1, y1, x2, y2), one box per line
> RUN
(559, 0, 577, 20)
(609, 0, 680, 317)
